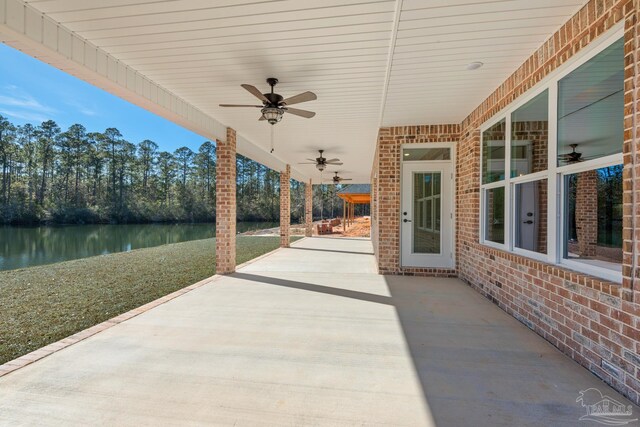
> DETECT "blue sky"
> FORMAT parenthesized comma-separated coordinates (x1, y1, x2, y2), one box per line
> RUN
(0, 43, 207, 153)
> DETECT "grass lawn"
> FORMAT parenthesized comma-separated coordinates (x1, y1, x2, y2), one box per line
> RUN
(0, 235, 301, 365)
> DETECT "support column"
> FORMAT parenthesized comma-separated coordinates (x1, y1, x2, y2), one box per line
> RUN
(280, 164, 291, 248)
(343, 199, 346, 231)
(305, 178, 313, 237)
(215, 127, 236, 274)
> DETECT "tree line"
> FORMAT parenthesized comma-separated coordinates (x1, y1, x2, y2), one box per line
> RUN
(0, 115, 355, 225)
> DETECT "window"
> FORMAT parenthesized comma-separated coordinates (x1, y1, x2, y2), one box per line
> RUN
(514, 179, 548, 254)
(484, 187, 505, 244)
(482, 119, 506, 184)
(511, 90, 548, 177)
(414, 172, 441, 254)
(404, 147, 451, 161)
(479, 31, 624, 281)
(558, 38, 624, 165)
(562, 166, 623, 273)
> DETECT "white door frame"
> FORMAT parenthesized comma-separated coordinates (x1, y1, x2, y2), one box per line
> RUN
(400, 142, 456, 269)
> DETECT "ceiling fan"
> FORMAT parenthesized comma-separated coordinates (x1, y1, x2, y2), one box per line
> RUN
(558, 144, 584, 163)
(219, 77, 316, 125)
(298, 150, 342, 171)
(331, 172, 352, 184)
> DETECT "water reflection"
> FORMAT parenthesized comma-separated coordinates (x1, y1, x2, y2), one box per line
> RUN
(0, 222, 277, 271)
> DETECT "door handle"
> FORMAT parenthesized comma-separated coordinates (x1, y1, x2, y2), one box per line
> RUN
(523, 220, 533, 224)
(403, 219, 412, 223)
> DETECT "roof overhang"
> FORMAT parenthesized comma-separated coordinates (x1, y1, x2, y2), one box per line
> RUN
(0, 0, 588, 183)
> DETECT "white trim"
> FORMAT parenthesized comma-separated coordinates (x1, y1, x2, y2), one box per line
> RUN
(556, 153, 623, 175)
(510, 170, 548, 184)
(377, 0, 403, 128)
(477, 25, 625, 283)
(504, 114, 512, 250)
(560, 259, 623, 283)
(547, 82, 559, 263)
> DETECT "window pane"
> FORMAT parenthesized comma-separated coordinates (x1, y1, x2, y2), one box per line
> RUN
(482, 119, 506, 184)
(511, 90, 548, 176)
(413, 172, 441, 254)
(563, 165, 623, 271)
(403, 147, 450, 161)
(425, 174, 432, 197)
(514, 179, 548, 254)
(558, 38, 624, 166)
(484, 186, 505, 244)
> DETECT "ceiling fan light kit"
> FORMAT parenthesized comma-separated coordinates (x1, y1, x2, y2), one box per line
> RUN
(261, 106, 283, 124)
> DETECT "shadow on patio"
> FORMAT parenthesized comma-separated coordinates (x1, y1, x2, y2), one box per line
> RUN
(0, 237, 636, 426)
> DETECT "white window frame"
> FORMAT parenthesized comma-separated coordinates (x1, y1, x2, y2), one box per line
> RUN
(478, 23, 625, 282)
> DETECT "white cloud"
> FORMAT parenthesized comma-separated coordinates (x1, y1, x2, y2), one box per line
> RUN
(0, 85, 57, 123)
(0, 109, 49, 123)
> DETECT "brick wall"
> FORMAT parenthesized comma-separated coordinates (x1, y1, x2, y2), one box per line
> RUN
(305, 178, 313, 237)
(280, 164, 290, 248)
(215, 127, 236, 274)
(372, 125, 460, 276)
(372, 0, 640, 403)
(455, 0, 640, 404)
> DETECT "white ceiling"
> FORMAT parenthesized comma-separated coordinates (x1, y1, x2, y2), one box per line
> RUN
(23, 0, 587, 183)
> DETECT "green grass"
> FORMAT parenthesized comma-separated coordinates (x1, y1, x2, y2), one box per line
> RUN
(0, 235, 302, 365)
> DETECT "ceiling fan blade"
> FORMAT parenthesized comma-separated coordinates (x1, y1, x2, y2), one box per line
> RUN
(259, 116, 266, 121)
(284, 107, 316, 118)
(341, 179, 353, 181)
(282, 91, 317, 106)
(219, 104, 261, 108)
(298, 162, 317, 164)
(241, 84, 268, 103)
(305, 158, 318, 162)
(325, 158, 340, 163)
(326, 161, 343, 166)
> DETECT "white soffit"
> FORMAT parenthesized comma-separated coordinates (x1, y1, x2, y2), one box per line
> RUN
(9, 0, 589, 183)
(381, 0, 587, 126)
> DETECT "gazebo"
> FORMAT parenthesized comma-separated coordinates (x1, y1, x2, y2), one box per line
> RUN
(337, 184, 371, 230)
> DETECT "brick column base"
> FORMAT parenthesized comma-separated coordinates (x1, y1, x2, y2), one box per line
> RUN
(305, 179, 313, 237)
(215, 127, 236, 274)
(280, 164, 291, 248)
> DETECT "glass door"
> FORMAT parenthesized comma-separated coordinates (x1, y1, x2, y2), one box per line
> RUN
(401, 160, 453, 268)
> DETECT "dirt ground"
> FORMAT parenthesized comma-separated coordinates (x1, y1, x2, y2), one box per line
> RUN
(240, 217, 371, 238)
(321, 216, 371, 238)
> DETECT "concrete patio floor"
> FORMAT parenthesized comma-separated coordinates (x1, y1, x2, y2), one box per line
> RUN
(0, 237, 637, 426)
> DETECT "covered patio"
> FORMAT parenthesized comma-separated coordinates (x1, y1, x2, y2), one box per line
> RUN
(0, 236, 635, 426)
(0, 0, 639, 420)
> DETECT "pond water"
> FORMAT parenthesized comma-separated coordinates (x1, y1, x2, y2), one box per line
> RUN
(0, 222, 278, 271)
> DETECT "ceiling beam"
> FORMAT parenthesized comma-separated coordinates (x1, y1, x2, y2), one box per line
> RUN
(378, 0, 403, 127)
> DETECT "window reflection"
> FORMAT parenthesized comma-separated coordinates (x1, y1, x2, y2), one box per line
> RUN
(484, 187, 505, 244)
(511, 90, 548, 176)
(564, 165, 623, 270)
(514, 179, 548, 254)
(482, 119, 506, 184)
(558, 38, 624, 166)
